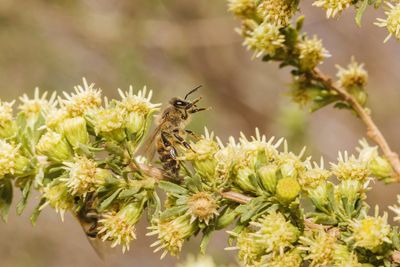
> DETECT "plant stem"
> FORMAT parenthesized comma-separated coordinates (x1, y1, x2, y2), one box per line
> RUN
(312, 68, 400, 180)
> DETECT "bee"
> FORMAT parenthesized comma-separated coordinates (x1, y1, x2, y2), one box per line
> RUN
(144, 86, 209, 180)
(74, 195, 106, 259)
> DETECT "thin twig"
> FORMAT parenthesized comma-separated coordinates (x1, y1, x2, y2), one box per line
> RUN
(312, 68, 400, 180)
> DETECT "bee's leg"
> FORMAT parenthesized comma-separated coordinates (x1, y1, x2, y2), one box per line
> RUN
(161, 131, 178, 160)
(185, 129, 201, 140)
(189, 107, 209, 114)
(172, 129, 195, 152)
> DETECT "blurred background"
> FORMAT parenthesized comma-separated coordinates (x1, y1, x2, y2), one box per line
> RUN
(0, 0, 400, 266)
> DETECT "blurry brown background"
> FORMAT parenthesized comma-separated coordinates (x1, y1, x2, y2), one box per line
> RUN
(0, 0, 400, 266)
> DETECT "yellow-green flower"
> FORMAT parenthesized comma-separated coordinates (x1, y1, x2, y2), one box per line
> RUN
(98, 202, 144, 253)
(18, 88, 57, 120)
(298, 35, 331, 71)
(348, 207, 391, 251)
(181, 128, 219, 180)
(331, 151, 369, 182)
(89, 105, 126, 142)
(298, 160, 331, 191)
(40, 181, 74, 221)
(313, 0, 352, 18)
(0, 140, 19, 178)
(261, 249, 302, 267)
(375, 2, 400, 42)
(62, 156, 107, 197)
(257, 0, 298, 25)
(226, 228, 265, 266)
(250, 211, 300, 255)
(187, 191, 219, 224)
(299, 230, 337, 266)
(0, 100, 16, 138)
(117, 86, 161, 115)
(147, 214, 198, 259)
(227, 0, 257, 18)
(36, 131, 73, 162)
(335, 57, 368, 89)
(243, 21, 285, 58)
(276, 177, 301, 203)
(59, 78, 102, 117)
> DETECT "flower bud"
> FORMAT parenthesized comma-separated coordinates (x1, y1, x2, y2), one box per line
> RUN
(308, 183, 330, 211)
(257, 165, 278, 193)
(235, 167, 257, 192)
(89, 106, 126, 142)
(36, 131, 73, 162)
(126, 112, 146, 136)
(13, 154, 31, 176)
(276, 177, 301, 203)
(62, 116, 90, 148)
(369, 156, 393, 179)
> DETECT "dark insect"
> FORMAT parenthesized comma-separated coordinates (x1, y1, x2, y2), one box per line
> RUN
(144, 86, 209, 180)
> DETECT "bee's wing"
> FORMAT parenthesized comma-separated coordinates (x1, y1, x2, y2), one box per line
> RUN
(74, 214, 109, 260)
(140, 117, 167, 161)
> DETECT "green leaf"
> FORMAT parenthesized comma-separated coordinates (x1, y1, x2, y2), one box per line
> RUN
(99, 188, 123, 211)
(158, 181, 188, 195)
(355, 0, 369, 27)
(160, 206, 187, 221)
(16, 179, 33, 215)
(118, 187, 141, 199)
(200, 230, 213, 254)
(0, 178, 13, 222)
(30, 198, 46, 225)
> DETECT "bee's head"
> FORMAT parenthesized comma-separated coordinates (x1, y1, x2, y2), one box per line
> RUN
(170, 97, 192, 109)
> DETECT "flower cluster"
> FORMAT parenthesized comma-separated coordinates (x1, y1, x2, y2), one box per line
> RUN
(2, 81, 400, 266)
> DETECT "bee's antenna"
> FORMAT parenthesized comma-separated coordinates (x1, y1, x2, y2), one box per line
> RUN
(185, 85, 202, 100)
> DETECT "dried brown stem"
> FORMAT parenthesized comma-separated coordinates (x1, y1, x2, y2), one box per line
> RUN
(312, 68, 400, 181)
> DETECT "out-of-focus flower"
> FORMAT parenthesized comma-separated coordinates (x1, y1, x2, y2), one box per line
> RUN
(333, 244, 363, 267)
(331, 151, 369, 182)
(62, 116, 90, 148)
(297, 35, 331, 71)
(243, 21, 285, 58)
(59, 78, 102, 117)
(389, 195, 400, 222)
(312, 0, 352, 18)
(227, 0, 256, 18)
(335, 57, 368, 89)
(98, 202, 144, 253)
(257, 0, 298, 25)
(62, 156, 108, 197)
(147, 214, 198, 259)
(18, 88, 57, 121)
(45, 108, 70, 133)
(0, 100, 16, 138)
(40, 181, 74, 221)
(348, 207, 391, 251)
(36, 131, 73, 162)
(375, 2, 400, 43)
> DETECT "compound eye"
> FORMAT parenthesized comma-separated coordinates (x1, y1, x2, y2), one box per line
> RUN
(174, 100, 187, 107)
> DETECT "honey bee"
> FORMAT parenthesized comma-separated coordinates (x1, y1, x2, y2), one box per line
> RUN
(144, 86, 209, 180)
(75, 195, 106, 259)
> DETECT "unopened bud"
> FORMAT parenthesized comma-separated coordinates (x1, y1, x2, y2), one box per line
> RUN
(62, 117, 89, 148)
(257, 165, 277, 193)
(36, 131, 73, 162)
